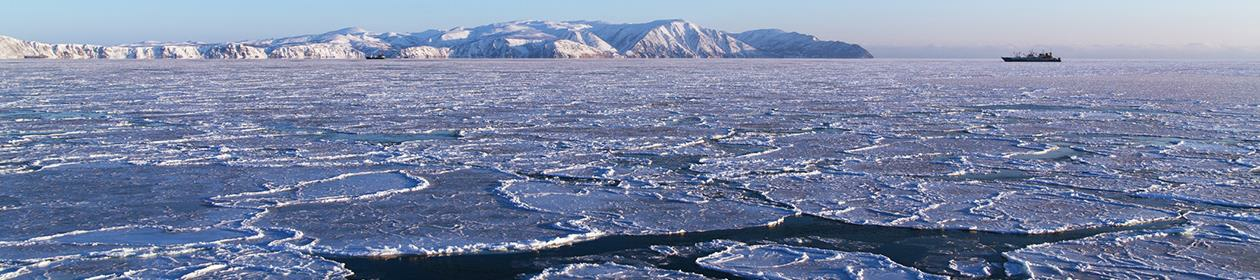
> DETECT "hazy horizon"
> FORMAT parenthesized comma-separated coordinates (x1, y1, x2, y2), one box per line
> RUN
(3, 0, 1258, 59)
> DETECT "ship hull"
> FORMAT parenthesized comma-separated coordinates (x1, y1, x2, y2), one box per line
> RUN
(1002, 57, 1061, 62)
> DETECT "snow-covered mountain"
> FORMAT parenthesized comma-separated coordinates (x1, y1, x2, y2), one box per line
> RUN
(734, 29, 873, 58)
(0, 20, 871, 59)
(585, 19, 759, 58)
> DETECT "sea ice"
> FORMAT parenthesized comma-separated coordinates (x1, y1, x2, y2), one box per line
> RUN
(3, 60, 1258, 278)
(1005, 212, 1260, 279)
(500, 180, 794, 235)
(696, 243, 946, 280)
(249, 168, 586, 256)
(947, 258, 992, 278)
(0, 162, 288, 242)
(531, 262, 710, 280)
(0, 244, 351, 279)
(747, 173, 1176, 234)
(1137, 182, 1260, 208)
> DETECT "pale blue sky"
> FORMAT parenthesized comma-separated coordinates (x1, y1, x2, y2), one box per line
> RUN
(3, 0, 1258, 58)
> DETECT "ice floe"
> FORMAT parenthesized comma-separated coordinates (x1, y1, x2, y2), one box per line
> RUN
(0, 244, 351, 279)
(696, 243, 946, 280)
(248, 168, 588, 256)
(1005, 212, 1260, 279)
(747, 173, 1176, 234)
(500, 180, 794, 235)
(531, 262, 709, 280)
(2, 60, 1259, 278)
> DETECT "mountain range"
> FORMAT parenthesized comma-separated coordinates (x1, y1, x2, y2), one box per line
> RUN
(0, 20, 871, 59)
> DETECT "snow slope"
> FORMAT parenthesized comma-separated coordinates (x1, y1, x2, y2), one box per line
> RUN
(0, 20, 872, 59)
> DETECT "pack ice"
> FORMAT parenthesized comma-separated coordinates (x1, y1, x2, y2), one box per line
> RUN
(1, 60, 1258, 278)
(696, 243, 946, 280)
(532, 263, 710, 280)
(1005, 212, 1260, 279)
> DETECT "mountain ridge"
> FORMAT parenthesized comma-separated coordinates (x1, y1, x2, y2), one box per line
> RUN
(0, 20, 872, 59)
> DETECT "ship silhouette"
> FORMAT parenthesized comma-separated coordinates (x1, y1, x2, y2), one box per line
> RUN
(1003, 51, 1061, 62)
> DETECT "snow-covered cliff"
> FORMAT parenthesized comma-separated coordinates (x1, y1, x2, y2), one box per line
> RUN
(587, 19, 759, 58)
(201, 43, 269, 59)
(0, 20, 872, 59)
(398, 46, 451, 59)
(0, 36, 218, 59)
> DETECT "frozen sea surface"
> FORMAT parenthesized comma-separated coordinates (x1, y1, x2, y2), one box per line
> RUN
(1, 60, 1259, 279)
(696, 243, 946, 279)
(1005, 212, 1260, 279)
(531, 262, 710, 280)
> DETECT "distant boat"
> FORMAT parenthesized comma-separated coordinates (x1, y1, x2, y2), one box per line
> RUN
(365, 55, 387, 60)
(1002, 51, 1061, 62)
(24, 55, 49, 59)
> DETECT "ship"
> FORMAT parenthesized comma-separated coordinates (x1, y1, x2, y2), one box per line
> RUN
(365, 55, 387, 60)
(1002, 51, 1061, 62)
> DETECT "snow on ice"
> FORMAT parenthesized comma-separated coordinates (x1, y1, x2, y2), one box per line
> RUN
(696, 243, 946, 280)
(1, 60, 1258, 278)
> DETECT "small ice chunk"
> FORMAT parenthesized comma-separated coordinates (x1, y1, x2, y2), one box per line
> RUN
(696, 243, 946, 280)
(531, 262, 710, 280)
(649, 239, 744, 257)
(947, 258, 992, 278)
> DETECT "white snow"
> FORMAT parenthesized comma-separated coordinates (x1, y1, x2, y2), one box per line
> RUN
(267, 43, 364, 59)
(398, 46, 452, 59)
